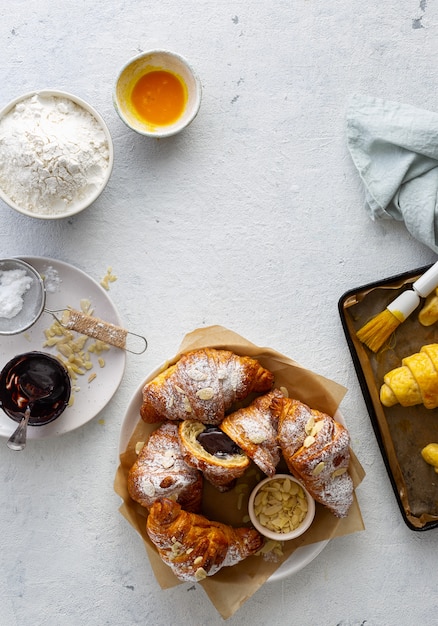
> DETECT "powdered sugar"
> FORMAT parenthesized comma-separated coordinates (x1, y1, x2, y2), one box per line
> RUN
(221, 389, 283, 477)
(276, 397, 353, 518)
(276, 399, 314, 457)
(0, 268, 33, 318)
(128, 422, 201, 510)
(141, 349, 273, 425)
(0, 93, 111, 216)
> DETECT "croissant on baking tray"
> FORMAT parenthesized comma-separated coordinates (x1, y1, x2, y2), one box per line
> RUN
(146, 498, 263, 582)
(127, 422, 203, 513)
(418, 289, 438, 326)
(220, 389, 285, 477)
(178, 420, 250, 491)
(272, 396, 353, 518)
(380, 343, 438, 409)
(140, 348, 274, 425)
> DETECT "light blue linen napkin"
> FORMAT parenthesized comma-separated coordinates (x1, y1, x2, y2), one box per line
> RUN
(346, 94, 438, 253)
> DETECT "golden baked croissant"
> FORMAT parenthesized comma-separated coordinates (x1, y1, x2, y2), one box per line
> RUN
(146, 498, 263, 582)
(178, 420, 250, 491)
(127, 422, 203, 512)
(273, 396, 353, 518)
(140, 348, 274, 425)
(380, 343, 438, 409)
(220, 389, 284, 477)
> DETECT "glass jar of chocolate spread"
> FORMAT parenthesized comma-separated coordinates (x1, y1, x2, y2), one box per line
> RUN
(0, 351, 71, 426)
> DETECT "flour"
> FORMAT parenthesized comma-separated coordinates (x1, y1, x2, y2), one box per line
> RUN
(0, 269, 33, 318)
(0, 94, 111, 215)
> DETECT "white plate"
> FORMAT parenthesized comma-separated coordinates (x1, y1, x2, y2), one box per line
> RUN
(0, 256, 126, 438)
(118, 367, 332, 583)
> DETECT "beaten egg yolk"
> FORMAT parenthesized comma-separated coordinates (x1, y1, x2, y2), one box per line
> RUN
(130, 70, 186, 127)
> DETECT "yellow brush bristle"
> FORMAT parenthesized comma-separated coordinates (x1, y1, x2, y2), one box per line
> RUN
(356, 308, 401, 353)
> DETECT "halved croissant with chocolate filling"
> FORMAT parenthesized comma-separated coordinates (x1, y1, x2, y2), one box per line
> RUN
(178, 420, 250, 491)
(220, 389, 284, 477)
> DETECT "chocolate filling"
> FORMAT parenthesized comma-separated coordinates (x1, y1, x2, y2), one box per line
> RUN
(197, 426, 241, 458)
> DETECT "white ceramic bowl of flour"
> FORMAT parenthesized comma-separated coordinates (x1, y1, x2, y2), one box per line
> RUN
(0, 90, 114, 219)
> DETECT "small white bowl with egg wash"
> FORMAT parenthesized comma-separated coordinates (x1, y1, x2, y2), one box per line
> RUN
(113, 49, 202, 138)
(0, 90, 114, 220)
(248, 474, 316, 541)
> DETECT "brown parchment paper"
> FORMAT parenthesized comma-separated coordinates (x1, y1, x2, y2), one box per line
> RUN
(340, 267, 438, 530)
(114, 326, 365, 619)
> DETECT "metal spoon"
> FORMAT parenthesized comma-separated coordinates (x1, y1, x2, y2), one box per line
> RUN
(6, 373, 54, 451)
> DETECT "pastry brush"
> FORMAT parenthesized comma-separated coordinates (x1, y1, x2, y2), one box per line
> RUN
(356, 260, 438, 352)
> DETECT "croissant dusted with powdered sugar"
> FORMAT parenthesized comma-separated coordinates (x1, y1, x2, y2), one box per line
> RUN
(273, 396, 353, 518)
(140, 348, 274, 425)
(220, 389, 285, 477)
(146, 498, 263, 582)
(127, 422, 203, 513)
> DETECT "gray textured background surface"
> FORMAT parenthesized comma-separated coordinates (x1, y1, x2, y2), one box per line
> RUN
(1, 2, 437, 625)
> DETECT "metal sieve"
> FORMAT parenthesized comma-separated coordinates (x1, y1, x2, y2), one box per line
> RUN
(0, 258, 147, 354)
(0, 259, 45, 335)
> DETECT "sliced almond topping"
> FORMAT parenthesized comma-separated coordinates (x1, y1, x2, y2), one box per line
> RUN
(280, 479, 290, 494)
(141, 480, 155, 497)
(195, 567, 208, 581)
(332, 467, 347, 478)
(248, 433, 266, 444)
(257, 538, 283, 555)
(170, 540, 184, 559)
(263, 503, 283, 516)
(135, 441, 145, 455)
(310, 421, 324, 437)
(312, 461, 325, 476)
(303, 435, 315, 448)
(187, 368, 208, 381)
(196, 387, 215, 400)
(161, 455, 175, 469)
(305, 416, 315, 435)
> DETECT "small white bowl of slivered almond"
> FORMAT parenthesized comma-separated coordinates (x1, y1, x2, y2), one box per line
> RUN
(248, 474, 315, 541)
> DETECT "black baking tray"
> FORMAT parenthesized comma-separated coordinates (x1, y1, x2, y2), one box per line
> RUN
(339, 265, 438, 531)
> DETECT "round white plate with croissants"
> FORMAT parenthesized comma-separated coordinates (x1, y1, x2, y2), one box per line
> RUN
(115, 331, 365, 587)
(119, 367, 330, 582)
(118, 374, 330, 582)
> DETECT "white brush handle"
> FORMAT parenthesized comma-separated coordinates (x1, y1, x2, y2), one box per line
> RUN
(413, 260, 438, 297)
(387, 290, 421, 322)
